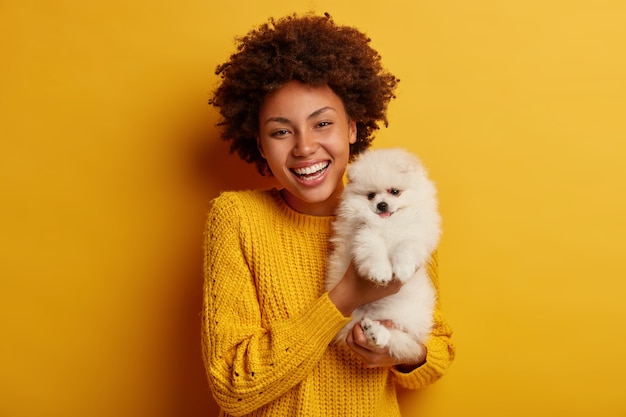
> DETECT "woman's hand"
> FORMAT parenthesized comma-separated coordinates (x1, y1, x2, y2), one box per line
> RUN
(327, 263, 426, 369)
(328, 263, 402, 317)
(346, 320, 427, 370)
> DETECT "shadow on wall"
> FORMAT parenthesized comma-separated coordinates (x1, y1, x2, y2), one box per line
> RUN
(171, 119, 275, 417)
(188, 123, 277, 195)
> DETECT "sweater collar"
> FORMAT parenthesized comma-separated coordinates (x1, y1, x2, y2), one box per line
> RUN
(268, 188, 335, 231)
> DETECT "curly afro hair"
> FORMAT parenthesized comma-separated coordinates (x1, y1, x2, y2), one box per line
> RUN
(209, 12, 399, 175)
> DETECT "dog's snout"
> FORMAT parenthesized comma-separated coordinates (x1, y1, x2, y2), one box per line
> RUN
(377, 202, 388, 212)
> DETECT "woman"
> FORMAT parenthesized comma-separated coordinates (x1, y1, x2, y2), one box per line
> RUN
(202, 13, 455, 416)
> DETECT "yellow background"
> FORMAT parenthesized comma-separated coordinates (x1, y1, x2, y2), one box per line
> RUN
(2, 1, 625, 416)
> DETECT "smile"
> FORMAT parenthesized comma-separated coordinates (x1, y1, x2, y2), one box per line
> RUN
(291, 162, 330, 181)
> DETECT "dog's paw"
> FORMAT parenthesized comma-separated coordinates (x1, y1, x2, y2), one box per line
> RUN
(361, 318, 390, 348)
(392, 261, 420, 283)
(359, 262, 393, 285)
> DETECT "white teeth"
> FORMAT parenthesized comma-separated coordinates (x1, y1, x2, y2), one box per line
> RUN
(293, 162, 328, 176)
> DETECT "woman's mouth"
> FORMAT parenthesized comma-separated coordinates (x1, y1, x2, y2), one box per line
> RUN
(291, 162, 330, 181)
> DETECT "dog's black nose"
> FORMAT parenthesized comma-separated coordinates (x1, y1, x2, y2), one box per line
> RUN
(377, 202, 388, 212)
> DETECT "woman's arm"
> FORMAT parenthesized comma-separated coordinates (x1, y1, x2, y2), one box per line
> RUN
(201, 197, 351, 416)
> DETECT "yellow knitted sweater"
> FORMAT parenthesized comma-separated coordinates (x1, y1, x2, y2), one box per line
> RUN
(202, 189, 455, 417)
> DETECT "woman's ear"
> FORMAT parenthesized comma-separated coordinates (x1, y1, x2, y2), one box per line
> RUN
(257, 136, 266, 158)
(349, 120, 357, 144)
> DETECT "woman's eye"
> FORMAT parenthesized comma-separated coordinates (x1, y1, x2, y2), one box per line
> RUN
(316, 121, 332, 128)
(271, 129, 289, 137)
(367, 192, 376, 200)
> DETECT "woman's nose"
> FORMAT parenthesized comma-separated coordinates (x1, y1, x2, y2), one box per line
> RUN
(292, 131, 317, 157)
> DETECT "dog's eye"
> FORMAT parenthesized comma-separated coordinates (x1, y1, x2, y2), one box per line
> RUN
(388, 189, 402, 196)
(367, 192, 376, 200)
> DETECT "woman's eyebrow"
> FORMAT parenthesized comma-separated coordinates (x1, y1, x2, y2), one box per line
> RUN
(264, 116, 291, 124)
(263, 106, 337, 125)
(308, 106, 336, 119)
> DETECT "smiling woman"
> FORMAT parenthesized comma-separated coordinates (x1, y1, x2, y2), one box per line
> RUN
(257, 81, 356, 216)
(201, 12, 454, 417)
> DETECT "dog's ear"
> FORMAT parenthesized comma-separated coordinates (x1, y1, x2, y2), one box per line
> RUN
(396, 151, 426, 176)
(346, 163, 356, 183)
(398, 158, 418, 174)
(398, 164, 414, 174)
(399, 164, 427, 177)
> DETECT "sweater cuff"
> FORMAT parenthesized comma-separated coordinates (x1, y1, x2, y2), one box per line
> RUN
(391, 335, 452, 389)
(301, 293, 353, 343)
(271, 292, 352, 353)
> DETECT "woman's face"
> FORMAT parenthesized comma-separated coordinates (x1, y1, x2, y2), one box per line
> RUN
(257, 80, 357, 216)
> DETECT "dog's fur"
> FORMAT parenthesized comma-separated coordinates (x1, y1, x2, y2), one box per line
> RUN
(325, 148, 441, 362)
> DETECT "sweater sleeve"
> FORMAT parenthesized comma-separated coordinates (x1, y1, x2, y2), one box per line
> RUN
(391, 252, 456, 389)
(201, 194, 351, 416)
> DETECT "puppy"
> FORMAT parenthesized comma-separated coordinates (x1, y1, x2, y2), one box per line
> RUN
(325, 148, 441, 362)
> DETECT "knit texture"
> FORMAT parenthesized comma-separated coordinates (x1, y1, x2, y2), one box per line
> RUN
(202, 189, 455, 417)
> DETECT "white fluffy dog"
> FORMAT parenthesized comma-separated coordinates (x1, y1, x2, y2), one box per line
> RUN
(325, 148, 441, 362)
